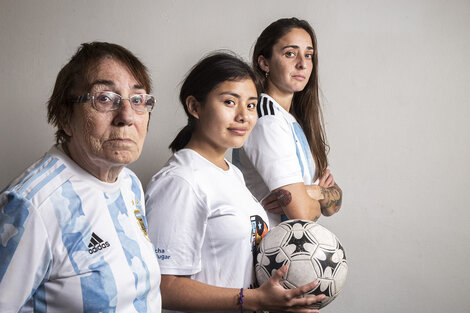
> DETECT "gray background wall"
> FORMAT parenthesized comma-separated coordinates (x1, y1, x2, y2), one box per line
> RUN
(1, 1, 469, 312)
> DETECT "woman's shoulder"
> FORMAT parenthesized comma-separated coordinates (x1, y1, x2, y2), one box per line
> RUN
(257, 93, 293, 124)
(151, 149, 190, 178)
(149, 149, 213, 187)
(258, 93, 279, 118)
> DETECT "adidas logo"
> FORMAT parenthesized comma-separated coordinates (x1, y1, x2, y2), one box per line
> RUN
(88, 232, 110, 254)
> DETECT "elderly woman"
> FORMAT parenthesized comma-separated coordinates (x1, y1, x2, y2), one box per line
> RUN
(0, 42, 161, 312)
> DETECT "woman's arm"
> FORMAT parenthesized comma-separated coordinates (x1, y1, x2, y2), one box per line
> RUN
(306, 183, 343, 216)
(0, 195, 51, 311)
(262, 169, 343, 220)
(161, 266, 325, 312)
(262, 182, 322, 221)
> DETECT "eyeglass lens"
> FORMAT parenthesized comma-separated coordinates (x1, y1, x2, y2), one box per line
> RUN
(93, 91, 155, 112)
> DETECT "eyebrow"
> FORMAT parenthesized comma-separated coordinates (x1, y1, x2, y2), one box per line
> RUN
(219, 91, 258, 101)
(282, 45, 314, 51)
(90, 79, 115, 88)
(90, 79, 145, 90)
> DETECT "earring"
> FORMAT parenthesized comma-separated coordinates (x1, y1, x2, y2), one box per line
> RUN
(265, 71, 269, 78)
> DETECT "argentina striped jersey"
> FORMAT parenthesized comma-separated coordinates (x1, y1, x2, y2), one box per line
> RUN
(0, 146, 161, 313)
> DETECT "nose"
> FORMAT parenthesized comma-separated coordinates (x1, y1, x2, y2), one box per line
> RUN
(296, 54, 307, 69)
(113, 98, 135, 126)
(235, 105, 247, 123)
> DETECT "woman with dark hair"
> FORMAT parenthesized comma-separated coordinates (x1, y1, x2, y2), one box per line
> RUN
(145, 52, 324, 312)
(233, 17, 343, 226)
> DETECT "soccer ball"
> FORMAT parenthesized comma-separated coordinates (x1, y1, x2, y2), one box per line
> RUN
(255, 219, 348, 309)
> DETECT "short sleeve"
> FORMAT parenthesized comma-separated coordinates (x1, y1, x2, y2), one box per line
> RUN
(145, 174, 208, 276)
(243, 115, 303, 191)
(0, 192, 52, 312)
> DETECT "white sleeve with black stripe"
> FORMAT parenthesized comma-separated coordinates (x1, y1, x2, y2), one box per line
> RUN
(243, 113, 304, 193)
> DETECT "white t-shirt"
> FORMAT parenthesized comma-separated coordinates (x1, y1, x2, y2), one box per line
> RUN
(0, 146, 161, 313)
(233, 93, 316, 226)
(145, 149, 269, 312)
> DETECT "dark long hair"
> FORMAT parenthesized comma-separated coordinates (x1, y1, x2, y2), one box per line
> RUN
(169, 52, 260, 152)
(252, 17, 328, 181)
(47, 42, 151, 145)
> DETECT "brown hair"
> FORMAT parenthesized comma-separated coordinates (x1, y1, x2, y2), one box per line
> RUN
(252, 17, 328, 180)
(47, 42, 152, 145)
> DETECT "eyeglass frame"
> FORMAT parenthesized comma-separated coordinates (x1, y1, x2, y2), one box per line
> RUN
(71, 91, 156, 113)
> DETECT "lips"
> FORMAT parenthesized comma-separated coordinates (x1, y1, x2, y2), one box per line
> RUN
(106, 138, 135, 145)
(228, 128, 248, 136)
(292, 74, 306, 80)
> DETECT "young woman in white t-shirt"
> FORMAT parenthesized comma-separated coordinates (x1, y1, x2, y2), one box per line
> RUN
(145, 52, 325, 312)
(235, 17, 343, 225)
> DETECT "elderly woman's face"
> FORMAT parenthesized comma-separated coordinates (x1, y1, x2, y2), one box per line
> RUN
(65, 58, 149, 174)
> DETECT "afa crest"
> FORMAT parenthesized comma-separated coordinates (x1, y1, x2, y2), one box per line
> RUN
(133, 199, 150, 241)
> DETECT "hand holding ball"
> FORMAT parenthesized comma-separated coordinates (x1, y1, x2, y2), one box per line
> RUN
(255, 219, 348, 309)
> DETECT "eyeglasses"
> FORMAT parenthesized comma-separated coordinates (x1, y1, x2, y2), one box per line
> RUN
(73, 91, 156, 113)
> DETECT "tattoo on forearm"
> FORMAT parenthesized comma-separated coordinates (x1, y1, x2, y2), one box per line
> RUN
(275, 189, 292, 207)
(320, 186, 342, 213)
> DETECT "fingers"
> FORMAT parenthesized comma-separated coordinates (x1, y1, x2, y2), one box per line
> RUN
(318, 171, 329, 187)
(270, 267, 321, 298)
(282, 307, 320, 313)
(285, 292, 326, 312)
(266, 207, 285, 214)
(324, 175, 334, 187)
(325, 170, 335, 187)
(261, 267, 326, 313)
(282, 302, 322, 313)
(263, 200, 281, 210)
(261, 193, 278, 206)
(319, 169, 335, 188)
(262, 189, 292, 214)
(286, 280, 326, 304)
(320, 169, 330, 181)
(288, 281, 318, 298)
(262, 196, 284, 214)
(270, 264, 288, 283)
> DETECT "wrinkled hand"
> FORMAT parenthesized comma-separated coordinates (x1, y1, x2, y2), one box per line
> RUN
(318, 169, 334, 188)
(256, 265, 325, 312)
